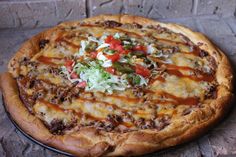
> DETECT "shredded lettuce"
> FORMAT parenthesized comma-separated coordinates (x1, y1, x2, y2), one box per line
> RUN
(60, 66, 81, 83)
(66, 32, 151, 93)
(71, 61, 129, 93)
(74, 40, 89, 57)
(96, 43, 110, 50)
(96, 52, 112, 67)
(147, 44, 156, 54)
(88, 36, 100, 43)
(139, 75, 148, 86)
(114, 33, 121, 39)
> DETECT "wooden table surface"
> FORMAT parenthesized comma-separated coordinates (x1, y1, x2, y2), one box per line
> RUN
(0, 17, 236, 157)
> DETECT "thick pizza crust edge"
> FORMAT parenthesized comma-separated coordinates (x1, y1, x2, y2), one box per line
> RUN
(0, 14, 234, 156)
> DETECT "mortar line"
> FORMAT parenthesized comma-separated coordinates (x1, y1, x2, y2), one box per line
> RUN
(0, 0, 57, 3)
(119, 0, 125, 14)
(0, 137, 7, 157)
(222, 18, 236, 35)
(85, 0, 91, 18)
(192, 0, 199, 15)
(197, 136, 215, 157)
(194, 17, 205, 33)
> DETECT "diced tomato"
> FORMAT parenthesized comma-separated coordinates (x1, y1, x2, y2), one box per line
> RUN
(77, 81, 87, 88)
(105, 35, 121, 45)
(133, 45, 147, 54)
(65, 59, 74, 67)
(135, 64, 151, 77)
(114, 44, 123, 52)
(110, 39, 121, 46)
(105, 35, 127, 55)
(110, 43, 123, 52)
(65, 59, 74, 72)
(105, 67, 115, 74)
(67, 66, 73, 73)
(106, 53, 120, 62)
(105, 35, 114, 43)
(110, 44, 123, 52)
(109, 43, 116, 49)
(105, 35, 122, 51)
(90, 51, 98, 59)
(70, 72, 78, 79)
(120, 49, 130, 54)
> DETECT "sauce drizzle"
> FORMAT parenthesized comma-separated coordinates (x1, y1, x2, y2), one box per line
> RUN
(37, 56, 63, 65)
(56, 38, 80, 49)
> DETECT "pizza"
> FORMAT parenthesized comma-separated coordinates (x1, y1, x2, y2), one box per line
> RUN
(0, 14, 234, 156)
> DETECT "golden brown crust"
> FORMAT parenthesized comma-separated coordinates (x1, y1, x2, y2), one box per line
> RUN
(0, 73, 53, 142)
(0, 14, 234, 157)
(0, 73, 113, 157)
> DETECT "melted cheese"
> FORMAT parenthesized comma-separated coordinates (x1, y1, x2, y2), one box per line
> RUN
(17, 22, 217, 132)
(171, 53, 203, 68)
(151, 75, 206, 100)
(33, 101, 74, 125)
(37, 73, 64, 85)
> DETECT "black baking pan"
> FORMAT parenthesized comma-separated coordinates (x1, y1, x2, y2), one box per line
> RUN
(2, 96, 73, 157)
(2, 96, 183, 157)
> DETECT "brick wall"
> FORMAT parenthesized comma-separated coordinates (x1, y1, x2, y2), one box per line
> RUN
(1, 1, 236, 157)
(0, 0, 236, 28)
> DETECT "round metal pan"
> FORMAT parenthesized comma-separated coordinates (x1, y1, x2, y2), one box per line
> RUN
(2, 96, 73, 157)
(2, 96, 181, 157)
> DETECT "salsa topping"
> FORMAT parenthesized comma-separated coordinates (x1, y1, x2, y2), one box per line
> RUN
(59, 33, 157, 93)
(54, 31, 217, 93)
